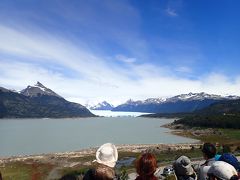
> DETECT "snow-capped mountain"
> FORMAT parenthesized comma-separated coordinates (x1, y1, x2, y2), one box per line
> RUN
(89, 101, 114, 110)
(112, 92, 240, 113)
(117, 92, 238, 105)
(0, 83, 95, 118)
(144, 98, 166, 104)
(20, 81, 62, 98)
(167, 92, 225, 102)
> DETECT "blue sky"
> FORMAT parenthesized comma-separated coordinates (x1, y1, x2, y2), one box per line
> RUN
(0, 0, 240, 105)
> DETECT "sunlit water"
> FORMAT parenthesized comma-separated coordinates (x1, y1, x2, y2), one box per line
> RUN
(0, 112, 196, 157)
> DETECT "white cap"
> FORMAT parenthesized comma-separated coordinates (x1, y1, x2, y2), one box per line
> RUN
(94, 143, 118, 168)
(204, 161, 238, 179)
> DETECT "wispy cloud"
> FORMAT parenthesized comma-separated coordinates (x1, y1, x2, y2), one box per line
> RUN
(165, 7, 178, 17)
(116, 54, 136, 64)
(0, 1, 240, 106)
(1, 24, 240, 105)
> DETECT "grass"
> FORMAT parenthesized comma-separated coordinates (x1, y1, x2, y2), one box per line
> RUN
(154, 149, 203, 165)
(0, 161, 54, 180)
(1, 162, 31, 180)
(118, 151, 141, 159)
(67, 155, 95, 162)
(173, 127, 240, 144)
(172, 127, 240, 156)
(221, 129, 240, 140)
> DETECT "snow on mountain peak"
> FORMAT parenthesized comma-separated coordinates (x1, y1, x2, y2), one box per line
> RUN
(168, 92, 224, 102)
(119, 92, 240, 107)
(144, 98, 166, 104)
(20, 81, 62, 98)
(88, 101, 114, 110)
(32, 81, 48, 92)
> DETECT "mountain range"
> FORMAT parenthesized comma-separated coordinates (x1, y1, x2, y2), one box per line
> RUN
(87, 101, 114, 110)
(112, 92, 240, 113)
(1, 82, 240, 117)
(0, 82, 95, 118)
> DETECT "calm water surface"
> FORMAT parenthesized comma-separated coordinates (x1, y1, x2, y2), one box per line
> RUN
(0, 116, 196, 157)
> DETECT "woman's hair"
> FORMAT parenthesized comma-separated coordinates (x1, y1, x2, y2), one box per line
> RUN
(136, 153, 158, 180)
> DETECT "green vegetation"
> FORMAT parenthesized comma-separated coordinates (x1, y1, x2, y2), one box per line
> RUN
(0, 162, 53, 180)
(175, 114, 240, 129)
(222, 128, 240, 140)
(154, 149, 202, 165)
(141, 112, 193, 118)
(173, 99, 240, 129)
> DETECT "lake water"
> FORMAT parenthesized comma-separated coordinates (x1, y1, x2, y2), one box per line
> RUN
(0, 112, 196, 157)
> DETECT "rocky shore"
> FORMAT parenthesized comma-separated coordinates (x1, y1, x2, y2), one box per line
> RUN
(0, 143, 201, 164)
(0, 143, 203, 179)
(162, 123, 223, 138)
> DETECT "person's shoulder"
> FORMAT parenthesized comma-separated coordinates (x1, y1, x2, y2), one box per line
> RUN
(83, 169, 96, 180)
(135, 176, 141, 180)
(206, 158, 215, 166)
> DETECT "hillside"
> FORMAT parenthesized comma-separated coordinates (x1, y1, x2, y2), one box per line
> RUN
(174, 99, 240, 129)
(196, 99, 240, 115)
(141, 99, 240, 129)
(0, 83, 95, 118)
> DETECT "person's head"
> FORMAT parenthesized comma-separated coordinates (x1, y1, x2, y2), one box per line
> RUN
(204, 161, 238, 180)
(202, 143, 216, 160)
(136, 153, 157, 179)
(94, 143, 118, 168)
(95, 165, 115, 180)
(173, 156, 195, 177)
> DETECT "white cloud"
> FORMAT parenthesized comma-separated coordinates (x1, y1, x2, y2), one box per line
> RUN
(1, 25, 240, 106)
(166, 7, 178, 17)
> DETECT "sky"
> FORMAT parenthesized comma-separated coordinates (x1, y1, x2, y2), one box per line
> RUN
(0, 0, 240, 106)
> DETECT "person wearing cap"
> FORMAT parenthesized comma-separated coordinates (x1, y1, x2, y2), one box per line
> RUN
(173, 156, 197, 180)
(83, 143, 118, 180)
(204, 161, 238, 180)
(198, 143, 217, 180)
(218, 153, 240, 173)
(135, 153, 158, 180)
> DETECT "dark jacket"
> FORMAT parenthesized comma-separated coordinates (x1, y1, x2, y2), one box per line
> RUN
(176, 173, 197, 180)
